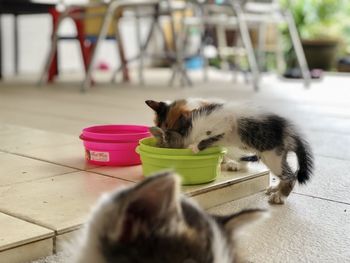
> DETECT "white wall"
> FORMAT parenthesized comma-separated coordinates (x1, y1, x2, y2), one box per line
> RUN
(0, 10, 152, 77)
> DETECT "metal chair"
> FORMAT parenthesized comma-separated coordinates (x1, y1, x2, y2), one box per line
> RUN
(40, 0, 190, 91)
(180, 1, 261, 90)
(238, 0, 311, 87)
(110, 0, 191, 87)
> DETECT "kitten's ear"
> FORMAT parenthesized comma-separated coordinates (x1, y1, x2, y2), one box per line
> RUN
(149, 126, 165, 141)
(214, 209, 267, 233)
(145, 100, 165, 112)
(118, 171, 181, 242)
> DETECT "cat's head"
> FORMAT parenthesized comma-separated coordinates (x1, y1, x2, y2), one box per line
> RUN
(145, 99, 193, 136)
(145, 99, 226, 151)
(149, 126, 184, 148)
(76, 171, 266, 263)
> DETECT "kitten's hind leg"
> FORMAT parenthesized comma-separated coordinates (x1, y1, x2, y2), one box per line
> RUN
(261, 150, 296, 204)
(265, 185, 279, 195)
(268, 179, 296, 205)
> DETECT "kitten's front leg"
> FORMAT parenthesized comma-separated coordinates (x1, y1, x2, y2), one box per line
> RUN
(188, 144, 200, 154)
(221, 156, 247, 172)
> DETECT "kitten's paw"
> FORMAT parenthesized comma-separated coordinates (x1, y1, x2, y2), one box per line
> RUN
(265, 186, 279, 195)
(221, 160, 240, 172)
(268, 193, 284, 205)
(189, 144, 199, 154)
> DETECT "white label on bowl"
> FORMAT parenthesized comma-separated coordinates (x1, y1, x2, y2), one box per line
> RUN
(89, 151, 110, 162)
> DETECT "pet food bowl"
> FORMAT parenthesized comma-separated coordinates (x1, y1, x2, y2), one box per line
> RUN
(80, 125, 151, 166)
(136, 137, 227, 185)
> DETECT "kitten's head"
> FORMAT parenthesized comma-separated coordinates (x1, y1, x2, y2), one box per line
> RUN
(145, 99, 192, 136)
(149, 126, 184, 148)
(76, 171, 266, 263)
(146, 99, 226, 151)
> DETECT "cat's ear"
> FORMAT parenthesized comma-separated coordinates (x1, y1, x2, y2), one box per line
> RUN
(149, 126, 165, 142)
(117, 171, 181, 242)
(214, 209, 267, 233)
(145, 100, 166, 112)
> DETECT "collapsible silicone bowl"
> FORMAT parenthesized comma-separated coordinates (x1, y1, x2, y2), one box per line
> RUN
(80, 125, 150, 166)
(136, 138, 226, 185)
(82, 125, 150, 142)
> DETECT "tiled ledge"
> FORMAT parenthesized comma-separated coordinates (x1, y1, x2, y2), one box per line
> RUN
(0, 124, 270, 262)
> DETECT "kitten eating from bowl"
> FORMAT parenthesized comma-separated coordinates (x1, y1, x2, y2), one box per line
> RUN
(146, 98, 313, 205)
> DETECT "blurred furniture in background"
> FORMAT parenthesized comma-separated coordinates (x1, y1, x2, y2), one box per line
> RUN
(181, 1, 261, 90)
(40, 1, 131, 85)
(40, 0, 188, 91)
(0, 0, 55, 79)
(181, 0, 311, 90)
(239, 0, 311, 87)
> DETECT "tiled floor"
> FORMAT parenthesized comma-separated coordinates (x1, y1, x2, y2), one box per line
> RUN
(0, 123, 269, 262)
(0, 70, 350, 262)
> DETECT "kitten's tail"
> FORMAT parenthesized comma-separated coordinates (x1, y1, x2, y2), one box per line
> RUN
(293, 135, 314, 184)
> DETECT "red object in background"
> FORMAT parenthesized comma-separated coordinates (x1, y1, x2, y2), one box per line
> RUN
(47, 7, 96, 83)
(97, 61, 110, 71)
(47, 7, 131, 84)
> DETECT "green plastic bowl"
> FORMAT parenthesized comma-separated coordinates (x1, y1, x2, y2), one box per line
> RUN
(136, 137, 227, 185)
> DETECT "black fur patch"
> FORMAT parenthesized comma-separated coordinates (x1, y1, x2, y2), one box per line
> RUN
(198, 133, 225, 151)
(292, 135, 313, 184)
(239, 155, 259, 162)
(155, 102, 169, 127)
(237, 115, 287, 152)
(174, 114, 192, 136)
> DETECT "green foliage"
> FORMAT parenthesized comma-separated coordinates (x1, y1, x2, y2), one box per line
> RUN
(281, 0, 346, 40)
(280, 0, 350, 68)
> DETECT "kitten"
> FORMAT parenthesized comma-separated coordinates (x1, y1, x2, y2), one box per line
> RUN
(146, 99, 313, 205)
(149, 126, 259, 166)
(75, 171, 266, 263)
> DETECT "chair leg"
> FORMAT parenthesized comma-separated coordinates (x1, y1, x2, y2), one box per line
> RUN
(38, 8, 67, 86)
(135, 8, 144, 86)
(285, 10, 311, 88)
(275, 26, 285, 74)
(111, 6, 158, 84)
(166, 0, 192, 87)
(257, 22, 267, 72)
(73, 10, 95, 82)
(14, 14, 19, 75)
(81, 1, 120, 92)
(114, 16, 130, 83)
(200, 25, 209, 82)
(230, 1, 260, 91)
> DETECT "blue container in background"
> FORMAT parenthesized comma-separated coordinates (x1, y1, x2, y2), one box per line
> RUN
(185, 56, 204, 70)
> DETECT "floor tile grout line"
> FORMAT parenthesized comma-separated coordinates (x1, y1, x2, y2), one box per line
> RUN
(0, 103, 110, 124)
(292, 192, 350, 206)
(0, 171, 79, 188)
(0, 150, 137, 184)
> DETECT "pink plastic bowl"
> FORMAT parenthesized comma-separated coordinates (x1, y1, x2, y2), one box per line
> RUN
(82, 125, 150, 142)
(80, 125, 151, 166)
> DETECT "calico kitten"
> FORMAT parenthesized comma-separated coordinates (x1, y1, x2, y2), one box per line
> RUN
(75, 171, 266, 263)
(146, 99, 313, 205)
(149, 126, 259, 165)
